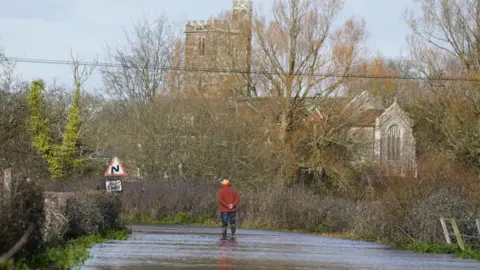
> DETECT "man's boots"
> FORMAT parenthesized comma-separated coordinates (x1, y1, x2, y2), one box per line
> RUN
(221, 226, 227, 239)
(230, 224, 236, 239)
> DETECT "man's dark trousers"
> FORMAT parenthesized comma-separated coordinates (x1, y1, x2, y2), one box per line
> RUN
(221, 212, 236, 238)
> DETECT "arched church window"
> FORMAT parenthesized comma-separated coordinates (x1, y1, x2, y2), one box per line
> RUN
(387, 124, 401, 160)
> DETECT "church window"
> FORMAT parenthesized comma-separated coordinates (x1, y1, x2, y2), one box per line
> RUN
(387, 124, 401, 160)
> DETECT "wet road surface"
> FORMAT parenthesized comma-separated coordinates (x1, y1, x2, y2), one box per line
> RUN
(81, 225, 480, 269)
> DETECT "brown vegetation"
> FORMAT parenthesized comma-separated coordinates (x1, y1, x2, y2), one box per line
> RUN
(0, 171, 44, 262)
(115, 154, 480, 247)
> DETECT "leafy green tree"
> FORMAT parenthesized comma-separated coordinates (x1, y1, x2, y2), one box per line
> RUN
(27, 79, 63, 178)
(60, 80, 81, 171)
(26, 53, 96, 180)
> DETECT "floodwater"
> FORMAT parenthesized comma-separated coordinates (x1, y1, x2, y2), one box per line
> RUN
(81, 225, 480, 270)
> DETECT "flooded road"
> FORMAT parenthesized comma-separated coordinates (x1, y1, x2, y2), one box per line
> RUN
(81, 225, 480, 269)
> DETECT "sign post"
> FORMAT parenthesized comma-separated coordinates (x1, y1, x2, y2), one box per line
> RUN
(104, 156, 126, 193)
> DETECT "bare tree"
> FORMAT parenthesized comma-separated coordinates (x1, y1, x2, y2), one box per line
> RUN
(0, 45, 16, 93)
(99, 15, 181, 178)
(102, 15, 176, 103)
(407, 0, 480, 74)
(70, 50, 97, 92)
(344, 54, 420, 105)
(165, 39, 185, 96)
(406, 0, 480, 166)
(251, 0, 366, 145)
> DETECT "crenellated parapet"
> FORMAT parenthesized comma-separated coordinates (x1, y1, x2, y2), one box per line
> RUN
(185, 19, 229, 32)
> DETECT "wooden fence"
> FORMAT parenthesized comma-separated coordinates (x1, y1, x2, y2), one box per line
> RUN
(439, 217, 480, 251)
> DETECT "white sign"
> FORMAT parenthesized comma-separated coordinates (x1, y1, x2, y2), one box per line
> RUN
(104, 156, 127, 177)
(106, 180, 123, 192)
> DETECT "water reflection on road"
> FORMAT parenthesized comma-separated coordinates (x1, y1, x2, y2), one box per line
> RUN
(81, 225, 480, 269)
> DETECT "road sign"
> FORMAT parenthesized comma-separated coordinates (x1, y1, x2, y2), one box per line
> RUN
(106, 180, 123, 192)
(104, 156, 127, 177)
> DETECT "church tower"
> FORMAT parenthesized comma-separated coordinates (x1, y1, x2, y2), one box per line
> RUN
(232, 0, 253, 21)
(184, 0, 253, 98)
(232, 0, 253, 97)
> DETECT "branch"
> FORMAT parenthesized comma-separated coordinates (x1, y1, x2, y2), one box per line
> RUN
(0, 223, 34, 265)
(70, 49, 97, 88)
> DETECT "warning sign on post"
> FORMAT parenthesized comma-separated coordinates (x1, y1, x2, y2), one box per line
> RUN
(104, 156, 127, 177)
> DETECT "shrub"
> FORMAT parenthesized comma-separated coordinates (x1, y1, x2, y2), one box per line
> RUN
(120, 179, 357, 234)
(351, 200, 397, 242)
(351, 154, 480, 245)
(403, 188, 478, 244)
(66, 191, 123, 238)
(0, 171, 45, 261)
(97, 192, 123, 230)
(120, 178, 218, 222)
(240, 188, 356, 233)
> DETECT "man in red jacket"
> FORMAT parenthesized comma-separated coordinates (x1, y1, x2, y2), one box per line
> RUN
(218, 179, 240, 239)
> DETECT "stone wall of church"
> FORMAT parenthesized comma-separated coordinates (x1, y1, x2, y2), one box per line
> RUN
(349, 127, 375, 163)
(374, 103, 417, 177)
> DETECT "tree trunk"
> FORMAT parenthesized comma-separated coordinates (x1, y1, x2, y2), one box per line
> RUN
(279, 112, 289, 144)
(476, 0, 480, 69)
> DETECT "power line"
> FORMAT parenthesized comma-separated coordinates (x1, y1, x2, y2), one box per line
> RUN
(6, 56, 480, 82)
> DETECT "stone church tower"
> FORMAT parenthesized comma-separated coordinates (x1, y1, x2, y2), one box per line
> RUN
(184, 0, 253, 98)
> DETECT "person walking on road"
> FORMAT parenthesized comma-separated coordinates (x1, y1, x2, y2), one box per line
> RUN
(218, 179, 240, 239)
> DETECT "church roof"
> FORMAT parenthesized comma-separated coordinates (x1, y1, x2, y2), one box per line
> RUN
(235, 93, 409, 128)
(376, 99, 414, 127)
(352, 109, 385, 127)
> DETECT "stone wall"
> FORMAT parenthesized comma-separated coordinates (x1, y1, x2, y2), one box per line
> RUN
(42, 192, 74, 246)
(42, 190, 123, 242)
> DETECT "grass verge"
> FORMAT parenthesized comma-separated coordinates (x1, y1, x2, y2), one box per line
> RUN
(401, 240, 480, 261)
(121, 212, 215, 226)
(2, 229, 131, 270)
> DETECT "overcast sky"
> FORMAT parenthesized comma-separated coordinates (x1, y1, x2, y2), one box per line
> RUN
(0, 0, 415, 92)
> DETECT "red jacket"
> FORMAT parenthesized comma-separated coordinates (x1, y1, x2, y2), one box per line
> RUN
(218, 185, 240, 212)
